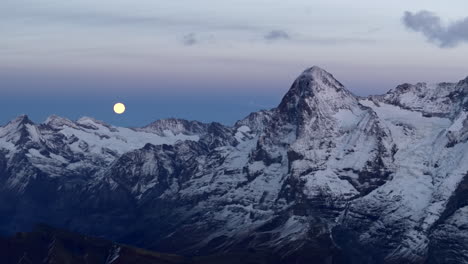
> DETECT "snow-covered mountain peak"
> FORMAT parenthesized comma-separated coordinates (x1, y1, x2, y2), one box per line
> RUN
(76, 116, 116, 131)
(5, 114, 33, 127)
(277, 66, 359, 126)
(457, 76, 468, 101)
(381, 78, 467, 118)
(301, 65, 328, 75)
(0, 115, 34, 137)
(141, 118, 208, 136)
(0, 115, 38, 146)
(300, 66, 344, 90)
(44, 115, 76, 129)
(459, 75, 468, 84)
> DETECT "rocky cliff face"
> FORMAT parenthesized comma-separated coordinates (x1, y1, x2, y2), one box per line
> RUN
(1, 66, 467, 263)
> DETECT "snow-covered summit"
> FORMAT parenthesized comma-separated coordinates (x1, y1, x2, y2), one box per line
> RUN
(44, 115, 77, 129)
(377, 76, 468, 119)
(278, 66, 358, 123)
(141, 118, 208, 136)
(0, 114, 205, 184)
(3, 114, 33, 127)
(300, 66, 346, 91)
(0, 115, 38, 147)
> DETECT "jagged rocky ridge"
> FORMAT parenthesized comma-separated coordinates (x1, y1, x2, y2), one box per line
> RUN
(0, 66, 467, 263)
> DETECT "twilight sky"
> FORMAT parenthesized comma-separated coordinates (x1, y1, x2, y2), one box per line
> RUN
(1, 0, 468, 126)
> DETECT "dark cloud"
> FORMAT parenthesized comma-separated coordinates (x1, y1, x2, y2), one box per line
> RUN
(403, 10, 468, 48)
(264, 30, 290, 41)
(182, 33, 197, 46)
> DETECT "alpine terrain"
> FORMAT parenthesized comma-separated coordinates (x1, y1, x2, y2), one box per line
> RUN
(1, 66, 467, 263)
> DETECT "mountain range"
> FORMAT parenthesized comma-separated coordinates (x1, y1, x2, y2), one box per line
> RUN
(1, 66, 467, 263)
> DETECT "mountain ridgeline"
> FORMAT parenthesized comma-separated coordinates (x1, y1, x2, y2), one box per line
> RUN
(1, 66, 468, 264)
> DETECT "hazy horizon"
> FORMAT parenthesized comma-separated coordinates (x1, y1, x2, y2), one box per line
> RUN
(2, 0, 468, 126)
(2, 67, 468, 128)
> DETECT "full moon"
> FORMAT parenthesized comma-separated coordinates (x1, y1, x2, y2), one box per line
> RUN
(113, 103, 126, 114)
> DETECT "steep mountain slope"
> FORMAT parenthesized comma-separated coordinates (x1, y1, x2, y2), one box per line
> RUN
(335, 77, 468, 263)
(0, 66, 467, 263)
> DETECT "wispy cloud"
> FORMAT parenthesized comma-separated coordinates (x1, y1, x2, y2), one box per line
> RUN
(263, 29, 375, 45)
(264, 30, 290, 41)
(2, 7, 258, 33)
(182, 33, 197, 46)
(403, 10, 468, 48)
(363, 27, 382, 34)
(301, 37, 375, 45)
